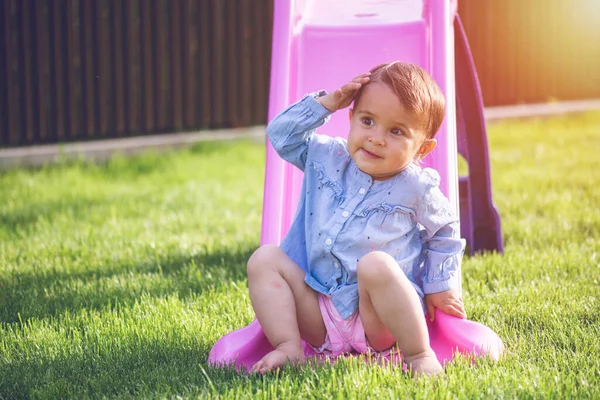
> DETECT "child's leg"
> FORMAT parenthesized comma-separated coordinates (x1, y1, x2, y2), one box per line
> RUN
(356, 251, 443, 377)
(246, 244, 326, 373)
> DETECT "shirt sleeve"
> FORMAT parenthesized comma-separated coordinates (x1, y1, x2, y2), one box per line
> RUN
(416, 170, 466, 294)
(266, 92, 334, 171)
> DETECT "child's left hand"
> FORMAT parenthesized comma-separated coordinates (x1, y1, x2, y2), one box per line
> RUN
(424, 289, 466, 321)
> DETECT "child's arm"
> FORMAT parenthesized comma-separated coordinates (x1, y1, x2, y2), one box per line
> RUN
(267, 73, 370, 171)
(417, 174, 467, 321)
(421, 219, 466, 322)
(266, 94, 333, 171)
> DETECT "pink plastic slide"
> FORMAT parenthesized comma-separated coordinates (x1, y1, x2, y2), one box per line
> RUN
(208, 0, 504, 372)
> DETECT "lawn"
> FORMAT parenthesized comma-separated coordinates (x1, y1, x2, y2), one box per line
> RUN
(1, 112, 599, 399)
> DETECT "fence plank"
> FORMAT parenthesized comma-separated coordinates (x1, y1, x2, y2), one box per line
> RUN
(225, 0, 239, 127)
(237, 0, 252, 127)
(182, 0, 198, 129)
(198, 0, 212, 128)
(111, 0, 126, 135)
(208, 0, 225, 128)
(124, 0, 141, 134)
(170, 0, 183, 131)
(196, 0, 211, 128)
(1, 0, 24, 146)
(141, 0, 155, 132)
(257, 0, 273, 125)
(66, 0, 84, 140)
(36, 0, 53, 142)
(252, 0, 265, 124)
(22, 0, 38, 144)
(524, 0, 539, 103)
(82, 0, 97, 137)
(51, 0, 67, 141)
(154, 0, 169, 130)
(96, 0, 113, 137)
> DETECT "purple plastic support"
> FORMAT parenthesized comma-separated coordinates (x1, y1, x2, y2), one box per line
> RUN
(454, 16, 504, 254)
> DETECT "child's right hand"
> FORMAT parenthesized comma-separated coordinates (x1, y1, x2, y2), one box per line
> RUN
(316, 73, 371, 111)
(424, 289, 466, 322)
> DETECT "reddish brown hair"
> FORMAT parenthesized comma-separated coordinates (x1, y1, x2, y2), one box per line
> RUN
(353, 61, 446, 139)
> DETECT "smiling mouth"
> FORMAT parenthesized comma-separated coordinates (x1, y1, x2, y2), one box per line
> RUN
(361, 148, 381, 159)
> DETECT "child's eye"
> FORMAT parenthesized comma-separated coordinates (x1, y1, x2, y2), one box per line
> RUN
(391, 128, 404, 136)
(361, 117, 374, 127)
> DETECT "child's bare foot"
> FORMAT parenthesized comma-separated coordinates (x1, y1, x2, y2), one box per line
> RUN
(405, 351, 444, 378)
(251, 342, 305, 374)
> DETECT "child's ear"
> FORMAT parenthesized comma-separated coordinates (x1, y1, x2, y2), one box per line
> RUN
(416, 139, 437, 160)
(348, 108, 354, 121)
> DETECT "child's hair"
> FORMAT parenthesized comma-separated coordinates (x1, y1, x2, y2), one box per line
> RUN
(353, 61, 446, 139)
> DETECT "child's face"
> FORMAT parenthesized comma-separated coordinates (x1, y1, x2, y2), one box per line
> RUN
(347, 82, 436, 181)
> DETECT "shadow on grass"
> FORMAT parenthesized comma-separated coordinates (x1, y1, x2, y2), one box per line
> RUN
(0, 196, 108, 235)
(0, 334, 261, 399)
(0, 245, 255, 324)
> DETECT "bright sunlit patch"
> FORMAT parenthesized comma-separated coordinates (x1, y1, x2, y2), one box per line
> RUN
(578, 0, 600, 29)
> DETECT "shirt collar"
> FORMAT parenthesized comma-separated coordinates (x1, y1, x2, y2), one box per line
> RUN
(348, 160, 419, 191)
(348, 161, 373, 188)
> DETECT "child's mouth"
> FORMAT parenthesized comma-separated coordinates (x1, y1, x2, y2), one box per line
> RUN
(361, 148, 381, 159)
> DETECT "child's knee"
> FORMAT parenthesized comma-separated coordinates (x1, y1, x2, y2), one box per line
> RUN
(357, 251, 404, 284)
(247, 244, 280, 276)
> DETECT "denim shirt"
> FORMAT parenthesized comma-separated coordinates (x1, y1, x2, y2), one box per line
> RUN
(267, 93, 466, 320)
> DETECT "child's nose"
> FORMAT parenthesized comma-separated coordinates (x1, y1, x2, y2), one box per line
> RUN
(369, 129, 386, 145)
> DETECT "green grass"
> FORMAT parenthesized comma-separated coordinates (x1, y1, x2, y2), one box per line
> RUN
(1, 112, 600, 399)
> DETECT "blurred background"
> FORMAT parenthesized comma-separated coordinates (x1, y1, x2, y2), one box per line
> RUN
(1, 0, 599, 147)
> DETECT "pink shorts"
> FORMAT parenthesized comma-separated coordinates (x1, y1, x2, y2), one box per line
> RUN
(311, 294, 395, 357)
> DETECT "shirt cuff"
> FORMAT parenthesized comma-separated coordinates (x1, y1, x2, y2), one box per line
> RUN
(303, 91, 334, 119)
(423, 273, 458, 294)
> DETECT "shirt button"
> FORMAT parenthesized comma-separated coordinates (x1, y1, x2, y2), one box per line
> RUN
(325, 238, 333, 246)
(359, 188, 366, 195)
(334, 262, 340, 268)
(342, 211, 349, 218)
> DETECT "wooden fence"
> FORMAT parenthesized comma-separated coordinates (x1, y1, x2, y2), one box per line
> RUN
(0, 0, 273, 146)
(1, 0, 599, 147)
(459, 0, 600, 106)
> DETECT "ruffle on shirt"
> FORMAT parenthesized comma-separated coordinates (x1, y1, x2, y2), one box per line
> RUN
(355, 202, 416, 219)
(311, 161, 345, 206)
